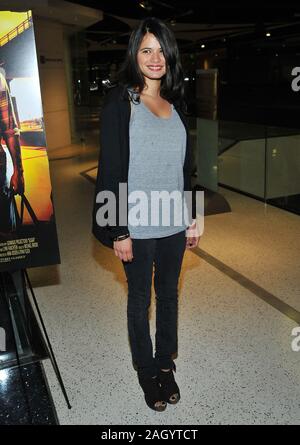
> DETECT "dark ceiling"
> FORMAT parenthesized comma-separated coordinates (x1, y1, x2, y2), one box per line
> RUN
(67, 0, 300, 23)
(66, 0, 300, 58)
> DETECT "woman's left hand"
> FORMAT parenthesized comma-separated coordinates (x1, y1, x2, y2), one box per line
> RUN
(186, 221, 200, 249)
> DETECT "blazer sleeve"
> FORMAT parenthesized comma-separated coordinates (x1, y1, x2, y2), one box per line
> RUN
(180, 111, 197, 221)
(93, 97, 129, 241)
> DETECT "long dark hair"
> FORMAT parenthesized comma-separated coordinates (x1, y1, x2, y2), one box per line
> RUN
(117, 17, 185, 106)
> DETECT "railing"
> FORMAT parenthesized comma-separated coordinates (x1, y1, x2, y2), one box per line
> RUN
(0, 15, 32, 48)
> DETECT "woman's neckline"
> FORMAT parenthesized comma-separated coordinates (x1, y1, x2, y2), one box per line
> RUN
(140, 97, 173, 120)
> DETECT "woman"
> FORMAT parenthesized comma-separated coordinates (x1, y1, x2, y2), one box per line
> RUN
(93, 17, 200, 412)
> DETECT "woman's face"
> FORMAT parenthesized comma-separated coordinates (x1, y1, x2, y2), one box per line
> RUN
(137, 32, 166, 81)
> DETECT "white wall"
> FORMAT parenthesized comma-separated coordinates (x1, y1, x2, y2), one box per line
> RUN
(33, 17, 71, 150)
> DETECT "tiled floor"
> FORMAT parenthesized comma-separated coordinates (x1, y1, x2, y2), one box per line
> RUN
(27, 140, 300, 425)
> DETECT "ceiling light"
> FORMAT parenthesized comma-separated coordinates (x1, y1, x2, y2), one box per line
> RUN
(201, 44, 205, 49)
(266, 32, 271, 37)
(139, 1, 152, 11)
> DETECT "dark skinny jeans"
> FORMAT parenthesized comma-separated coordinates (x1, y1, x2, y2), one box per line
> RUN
(122, 230, 186, 378)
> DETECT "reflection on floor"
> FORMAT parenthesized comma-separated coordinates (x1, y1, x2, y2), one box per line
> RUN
(0, 363, 58, 425)
(0, 270, 59, 425)
(25, 139, 300, 425)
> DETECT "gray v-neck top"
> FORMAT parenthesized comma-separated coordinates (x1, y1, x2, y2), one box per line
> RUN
(128, 98, 187, 238)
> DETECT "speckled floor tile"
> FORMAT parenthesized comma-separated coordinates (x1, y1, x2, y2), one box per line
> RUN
(26, 142, 300, 425)
(200, 186, 300, 312)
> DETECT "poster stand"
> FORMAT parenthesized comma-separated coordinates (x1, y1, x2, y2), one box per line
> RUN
(0, 269, 71, 410)
(23, 269, 72, 409)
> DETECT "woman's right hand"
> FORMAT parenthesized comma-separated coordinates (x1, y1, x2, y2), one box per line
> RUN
(113, 237, 133, 262)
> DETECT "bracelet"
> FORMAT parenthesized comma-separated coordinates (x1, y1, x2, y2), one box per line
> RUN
(113, 233, 130, 242)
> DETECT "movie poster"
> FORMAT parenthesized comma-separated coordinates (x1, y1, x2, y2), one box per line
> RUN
(0, 11, 60, 271)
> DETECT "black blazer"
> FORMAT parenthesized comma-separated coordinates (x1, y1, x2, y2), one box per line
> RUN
(92, 84, 196, 249)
